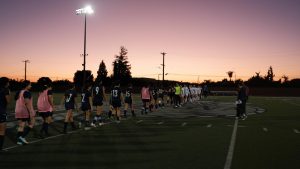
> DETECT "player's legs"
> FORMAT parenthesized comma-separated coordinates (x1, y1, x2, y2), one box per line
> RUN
(0, 122, 6, 150)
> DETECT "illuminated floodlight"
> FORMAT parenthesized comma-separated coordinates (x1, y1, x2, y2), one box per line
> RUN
(76, 6, 94, 15)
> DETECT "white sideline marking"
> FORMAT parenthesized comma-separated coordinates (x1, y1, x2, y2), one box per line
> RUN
(206, 124, 212, 128)
(224, 118, 239, 169)
(157, 121, 164, 125)
(294, 129, 300, 134)
(136, 120, 143, 124)
(226, 125, 246, 128)
(263, 128, 268, 132)
(181, 122, 187, 126)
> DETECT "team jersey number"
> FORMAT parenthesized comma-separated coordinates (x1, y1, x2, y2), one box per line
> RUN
(112, 90, 118, 98)
(126, 91, 131, 97)
(81, 94, 86, 102)
(95, 87, 99, 95)
(66, 94, 72, 103)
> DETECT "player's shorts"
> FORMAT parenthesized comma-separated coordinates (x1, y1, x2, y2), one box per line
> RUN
(112, 100, 121, 108)
(0, 112, 7, 123)
(38, 111, 52, 118)
(93, 97, 103, 106)
(81, 103, 91, 111)
(142, 99, 150, 103)
(125, 98, 132, 105)
(17, 118, 30, 122)
(65, 103, 75, 110)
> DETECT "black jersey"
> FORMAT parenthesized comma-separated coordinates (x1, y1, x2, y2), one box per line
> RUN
(93, 85, 104, 98)
(0, 88, 10, 114)
(152, 88, 158, 100)
(111, 86, 122, 108)
(81, 90, 91, 104)
(81, 90, 91, 111)
(92, 85, 104, 106)
(64, 89, 77, 110)
(124, 88, 133, 103)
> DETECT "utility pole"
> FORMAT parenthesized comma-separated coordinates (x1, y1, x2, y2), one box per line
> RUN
(23, 60, 30, 81)
(161, 52, 166, 87)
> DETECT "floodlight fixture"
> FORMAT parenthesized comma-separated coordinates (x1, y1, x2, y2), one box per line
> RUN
(76, 6, 94, 15)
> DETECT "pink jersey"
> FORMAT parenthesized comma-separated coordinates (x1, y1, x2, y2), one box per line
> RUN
(141, 87, 150, 100)
(37, 89, 53, 112)
(15, 90, 34, 118)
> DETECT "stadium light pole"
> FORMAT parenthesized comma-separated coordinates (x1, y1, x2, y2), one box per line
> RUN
(76, 6, 94, 91)
(161, 52, 167, 87)
(23, 60, 30, 81)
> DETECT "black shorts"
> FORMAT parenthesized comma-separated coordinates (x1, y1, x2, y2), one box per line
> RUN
(65, 103, 75, 110)
(39, 111, 52, 118)
(93, 100, 103, 106)
(0, 113, 7, 123)
(81, 104, 91, 111)
(142, 99, 150, 103)
(125, 98, 132, 104)
(112, 100, 121, 108)
(17, 118, 30, 122)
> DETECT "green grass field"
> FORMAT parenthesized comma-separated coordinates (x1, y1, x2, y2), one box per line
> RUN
(1, 96, 300, 169)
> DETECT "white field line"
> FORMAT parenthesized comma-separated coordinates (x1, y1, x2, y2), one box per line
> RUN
(157, 121, 164, 125)
(293, 129, 300, 134)
(136, 120, 143, 124)
(224, 118, 239, 169)
(263, 127, 268, 132)
(3, 122, 113, 151)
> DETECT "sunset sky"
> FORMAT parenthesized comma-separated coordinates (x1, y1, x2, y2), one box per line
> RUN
(1, 0, 300, 83)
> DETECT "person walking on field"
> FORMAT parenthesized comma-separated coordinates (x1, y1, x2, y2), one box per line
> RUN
(123, 84, 135, 118)
(236, 82, 248, 120)
(81, 85, 93, 128)
(37, 82, 54, 138)
(0, 77, 10, 151)
(15, 80, 35, 145)
(92, 81, 107, 126)
(62, 83, 78, 133)
(110, 81, 123, 123)
(141, 84, 151, 114)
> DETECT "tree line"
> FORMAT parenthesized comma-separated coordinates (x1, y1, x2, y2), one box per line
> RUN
(3, 46, 300, 92)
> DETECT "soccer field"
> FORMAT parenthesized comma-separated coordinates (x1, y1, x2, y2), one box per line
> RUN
(1, 96, 300, 169)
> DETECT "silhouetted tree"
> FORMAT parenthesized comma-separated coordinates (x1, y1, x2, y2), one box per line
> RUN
(95, 60, 108, 84)
(265, 66, 275, 81)
(227, 71, 234, 81)
(282, 75, 289, 83)
(52, 80, 72, 92)
(112, 46, 132, 85)
(73, 70, 94, 91)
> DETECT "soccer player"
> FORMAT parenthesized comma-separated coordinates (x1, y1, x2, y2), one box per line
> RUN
(151, 86, 159, 109)
(110, 81, 123, 122)
(92, 81, 107, 126)
(158, 87, 165, 108)
(15, 80, 35, 145)
(81, 85, 93, 128)
(123, 84, 135, 117)
(37, 82, 54, 137)
(62, 84, 78, 133)
(141, 84, 151, 114)
(0, 77, 10, 151)
(174, 83, 181, 108)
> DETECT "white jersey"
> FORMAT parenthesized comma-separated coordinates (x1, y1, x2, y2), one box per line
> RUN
(184, 86, 190, 96)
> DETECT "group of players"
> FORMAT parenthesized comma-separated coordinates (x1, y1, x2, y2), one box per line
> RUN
(0, 77, 205, 151)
